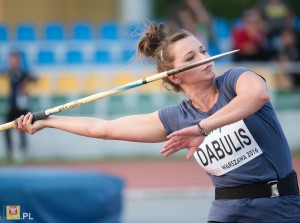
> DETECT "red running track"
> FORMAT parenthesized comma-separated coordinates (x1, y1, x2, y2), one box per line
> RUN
(36, 156, 300, 190)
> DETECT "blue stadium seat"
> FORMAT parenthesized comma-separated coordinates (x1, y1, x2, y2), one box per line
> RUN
(14, 51, 29, 70)
(72, 22, 92, 40)
(44, 22, 65, 40)
(121, 49, 135, 63)
(213, 17, 230, 39)
(37, 50, 56, 65)
(0, 24, 8, 41)
(99, 21, 120, 40)
(16, 23, 36, 41)
(208, 42, 230, 62)
(65, 50, 84, 64)
(207, 42, 221, 56)
(125, 22, 145, 40)
(94, 50, 112, 64)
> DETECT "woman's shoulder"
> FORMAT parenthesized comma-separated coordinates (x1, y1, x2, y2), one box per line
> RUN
(221, 67, 254, 76)
(158, 99, 191, 134)
(217, 67, 254, 83)
(215, 67, 255, 98)
(159, 99, 189, 115)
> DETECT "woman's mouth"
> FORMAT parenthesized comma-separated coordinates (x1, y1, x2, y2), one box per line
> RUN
(203, 64, 212, 71)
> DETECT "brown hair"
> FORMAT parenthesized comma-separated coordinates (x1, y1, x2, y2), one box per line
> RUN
(137, 22, 192, 92)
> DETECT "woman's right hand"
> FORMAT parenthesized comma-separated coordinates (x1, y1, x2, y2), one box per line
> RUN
(160, 125, 205, 160)
(13, 112, 45, 135)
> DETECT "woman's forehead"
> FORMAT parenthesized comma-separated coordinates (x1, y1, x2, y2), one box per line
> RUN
(170, 36, 203, 56)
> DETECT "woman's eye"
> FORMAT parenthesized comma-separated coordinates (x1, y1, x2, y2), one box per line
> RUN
(201, 49, 207, 54)
(186, 55, 194, 62)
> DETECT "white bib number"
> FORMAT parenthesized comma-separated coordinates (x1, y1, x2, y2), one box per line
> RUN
(193, 120, 262, 176)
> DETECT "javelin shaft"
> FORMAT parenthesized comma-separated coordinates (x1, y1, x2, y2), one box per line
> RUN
(0, 49, 239, 132)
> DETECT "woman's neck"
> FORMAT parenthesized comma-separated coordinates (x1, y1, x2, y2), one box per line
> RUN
(188, 80, 218, 112)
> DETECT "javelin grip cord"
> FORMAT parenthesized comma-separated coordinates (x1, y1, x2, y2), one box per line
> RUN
(32, 110, 49, 123)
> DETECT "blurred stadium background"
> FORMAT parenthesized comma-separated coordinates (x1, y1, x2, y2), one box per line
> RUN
(0, 0, 299, 222)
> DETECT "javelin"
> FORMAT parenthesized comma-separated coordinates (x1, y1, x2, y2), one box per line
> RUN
(0, 49, 239, 132)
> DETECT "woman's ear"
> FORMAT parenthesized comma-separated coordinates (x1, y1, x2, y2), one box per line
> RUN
(168, 75, 182, 84)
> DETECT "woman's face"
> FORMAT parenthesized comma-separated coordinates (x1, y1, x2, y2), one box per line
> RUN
(168, 35, 215, 86)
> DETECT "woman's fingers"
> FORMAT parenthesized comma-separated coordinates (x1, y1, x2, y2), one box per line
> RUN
(161, 136, 186, 153)
(24, 113, 36, 134)
(162, 148, 177, 157)
(161, 143, 185, 157)
(161, 136, 181, 151)
(22, 113, 30, 126)
(13, 112, 42, 135)
(161, 136, 189, 156)
(166, 129, 185, 139)
(162, 144, 197, 160)
(186, 147, 197, 160)
(166, 125, 198, 139)
(26, 113, 33, 125)
(13, 113, 33, 133)
(13, 116, 23, 131)
(17, 115, 25, 129)
(161, 130, 204, 159)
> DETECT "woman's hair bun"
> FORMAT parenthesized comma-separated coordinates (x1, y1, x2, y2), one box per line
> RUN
(138, 22, 168, 58)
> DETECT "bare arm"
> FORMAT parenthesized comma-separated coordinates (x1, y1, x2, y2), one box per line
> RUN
(201, 71, 270, 132)
(161, 71, 270, 159)
(14, 111, 167, 143)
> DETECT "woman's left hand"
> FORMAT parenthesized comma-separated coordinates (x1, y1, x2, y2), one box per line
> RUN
(160, 125, 205, 160)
